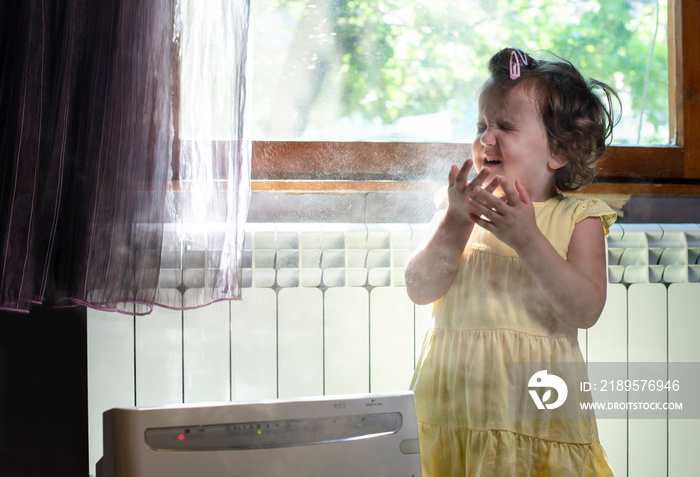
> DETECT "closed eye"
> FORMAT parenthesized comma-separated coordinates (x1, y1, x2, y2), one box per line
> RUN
(476, 120, 515, 134)
(495, 121, 515, 132)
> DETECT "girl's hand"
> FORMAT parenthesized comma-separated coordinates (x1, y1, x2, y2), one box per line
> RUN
(405, 159, 498, 305)
(446, 159, 497, 227)
(465, 176, 540, 250)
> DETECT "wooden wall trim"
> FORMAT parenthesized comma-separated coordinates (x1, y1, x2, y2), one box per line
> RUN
(677, 0, 700, 178)
(250, 180, 700, 196)
(252, 142, 688, 180)
(251, 141, 696, 187)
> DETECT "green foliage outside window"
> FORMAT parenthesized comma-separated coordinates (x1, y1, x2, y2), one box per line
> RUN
(254, 0, 668, 145)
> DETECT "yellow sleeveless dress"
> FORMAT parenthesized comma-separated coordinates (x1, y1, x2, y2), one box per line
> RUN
(410, 193, 617, 477)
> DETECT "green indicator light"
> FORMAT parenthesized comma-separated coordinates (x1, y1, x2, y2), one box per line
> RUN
(257, 430, 262, 435)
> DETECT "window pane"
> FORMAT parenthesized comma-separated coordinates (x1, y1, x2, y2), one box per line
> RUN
(180, 0, 248, 140)
(251, 0, 669, 145)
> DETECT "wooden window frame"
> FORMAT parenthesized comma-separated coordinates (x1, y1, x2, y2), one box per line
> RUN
(251, 0, 700, 196)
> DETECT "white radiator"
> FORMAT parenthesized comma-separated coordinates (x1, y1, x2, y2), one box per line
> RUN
(88, 222, 700, 476)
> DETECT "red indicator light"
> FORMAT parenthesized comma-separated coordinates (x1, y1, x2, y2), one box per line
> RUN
(178, 434, 185, 441)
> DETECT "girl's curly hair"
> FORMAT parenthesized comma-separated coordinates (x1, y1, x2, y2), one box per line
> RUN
(480, 48, 621, 191)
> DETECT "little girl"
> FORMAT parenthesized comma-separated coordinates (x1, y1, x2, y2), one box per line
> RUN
(405, 48, 620, 476)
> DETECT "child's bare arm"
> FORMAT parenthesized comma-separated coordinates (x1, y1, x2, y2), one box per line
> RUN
(467, 177, 607, 328)
(515, 217, 607, 328)
(404, 208, 473, 305)
(404, 160, 494, 305)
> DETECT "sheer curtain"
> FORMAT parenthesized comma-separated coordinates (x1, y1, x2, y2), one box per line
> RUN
(0, 0, 251, 315)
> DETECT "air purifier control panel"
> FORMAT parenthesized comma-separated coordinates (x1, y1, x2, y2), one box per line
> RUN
(144, 412, 403, 451)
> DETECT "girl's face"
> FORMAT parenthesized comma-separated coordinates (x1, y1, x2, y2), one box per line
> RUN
(472, 86, 566, 202)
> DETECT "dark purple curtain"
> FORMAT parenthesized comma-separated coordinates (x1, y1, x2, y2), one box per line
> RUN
(0, 0, 251, 314)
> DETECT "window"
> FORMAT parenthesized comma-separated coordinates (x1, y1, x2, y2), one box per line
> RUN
(180, 0, 700, 195)
(252, 0, 669, 146)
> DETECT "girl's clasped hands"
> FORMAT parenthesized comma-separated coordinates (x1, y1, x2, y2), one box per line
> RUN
(447, 158, 539, 253)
